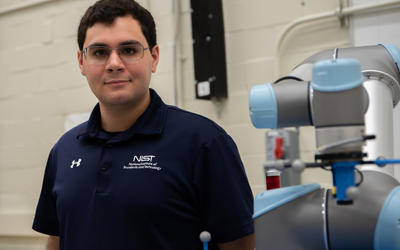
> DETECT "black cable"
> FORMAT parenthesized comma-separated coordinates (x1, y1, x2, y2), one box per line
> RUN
(304, 162, 331, 170)
(363, 135, 376, 141)
(273, 75, 303, 84)
(355, 168, 364, 186)
(320, 165, 332, 171)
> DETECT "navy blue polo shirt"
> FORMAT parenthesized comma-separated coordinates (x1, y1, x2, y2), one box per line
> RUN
(33, 89, 254, 250)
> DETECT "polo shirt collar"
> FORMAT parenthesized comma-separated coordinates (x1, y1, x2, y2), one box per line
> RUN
(81, 89, 166, 142)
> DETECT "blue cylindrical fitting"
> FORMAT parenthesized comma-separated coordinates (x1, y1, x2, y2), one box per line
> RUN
(249, 83, 278, 129)
(381, 44, 400, 73)
(311, 58, 363, 92)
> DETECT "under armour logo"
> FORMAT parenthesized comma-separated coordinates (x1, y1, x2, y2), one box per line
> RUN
(70, 158, 82, 168)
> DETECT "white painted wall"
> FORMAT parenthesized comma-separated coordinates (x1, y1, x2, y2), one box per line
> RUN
(350, 0, 400, 181)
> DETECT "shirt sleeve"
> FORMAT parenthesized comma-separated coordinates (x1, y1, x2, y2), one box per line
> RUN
(194, 131, 254, 243)
(32, 148, 60, 236)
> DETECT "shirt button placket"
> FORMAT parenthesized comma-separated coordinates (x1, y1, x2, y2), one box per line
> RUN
(96, 143, 113, 194)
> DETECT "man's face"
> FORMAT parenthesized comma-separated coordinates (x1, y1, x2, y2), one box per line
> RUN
(78, 15, 159, 109)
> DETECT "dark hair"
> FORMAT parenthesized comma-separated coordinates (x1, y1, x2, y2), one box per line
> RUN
(77, 0, 157, 51)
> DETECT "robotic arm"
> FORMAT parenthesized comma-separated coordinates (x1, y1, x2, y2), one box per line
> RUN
(249, 44, 400, 249)
(250, 44, 400, 202)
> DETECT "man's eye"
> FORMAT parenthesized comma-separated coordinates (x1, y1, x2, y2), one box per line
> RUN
(121, 46, 139, 55)
(90, 48, 109, 57)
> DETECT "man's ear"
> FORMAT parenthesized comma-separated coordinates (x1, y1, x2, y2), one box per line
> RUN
(77, 50, 86, 76)
(150, 45, 160, 73)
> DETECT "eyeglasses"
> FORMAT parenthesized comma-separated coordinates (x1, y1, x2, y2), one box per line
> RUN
(82, 43, 149, 64)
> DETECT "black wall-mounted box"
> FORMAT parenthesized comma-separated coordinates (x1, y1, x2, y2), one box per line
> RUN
(190, 0, 228, 100)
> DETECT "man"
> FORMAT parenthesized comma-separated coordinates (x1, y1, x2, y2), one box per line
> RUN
(33, 0, 254, 249)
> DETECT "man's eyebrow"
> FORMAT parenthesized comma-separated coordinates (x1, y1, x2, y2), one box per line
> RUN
(86, 40, 142, 48)
(120, 40, 141, 46)
(87, 42, 108, 47)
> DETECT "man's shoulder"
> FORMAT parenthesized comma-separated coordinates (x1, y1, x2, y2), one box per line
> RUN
(164, 105, 225, 134)
(54, 121, 88, 148)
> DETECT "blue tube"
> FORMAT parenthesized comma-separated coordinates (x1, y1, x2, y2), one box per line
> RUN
(374, 159, 400, 166)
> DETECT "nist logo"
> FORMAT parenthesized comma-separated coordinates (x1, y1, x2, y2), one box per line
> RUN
(132, 155, 155, 162)
(123, 155, 160, 171)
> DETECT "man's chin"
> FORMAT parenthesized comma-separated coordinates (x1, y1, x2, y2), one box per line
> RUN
(100, 95, 146, 108)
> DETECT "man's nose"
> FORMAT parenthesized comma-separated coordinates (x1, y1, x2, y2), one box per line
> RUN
(106, 50, 124, 72)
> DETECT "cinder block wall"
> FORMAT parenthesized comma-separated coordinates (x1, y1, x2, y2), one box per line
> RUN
(0, 0, 349, 248)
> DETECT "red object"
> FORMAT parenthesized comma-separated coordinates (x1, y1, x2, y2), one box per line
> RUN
(266, 170, 281, 190)
(274, 137, 284, 159)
